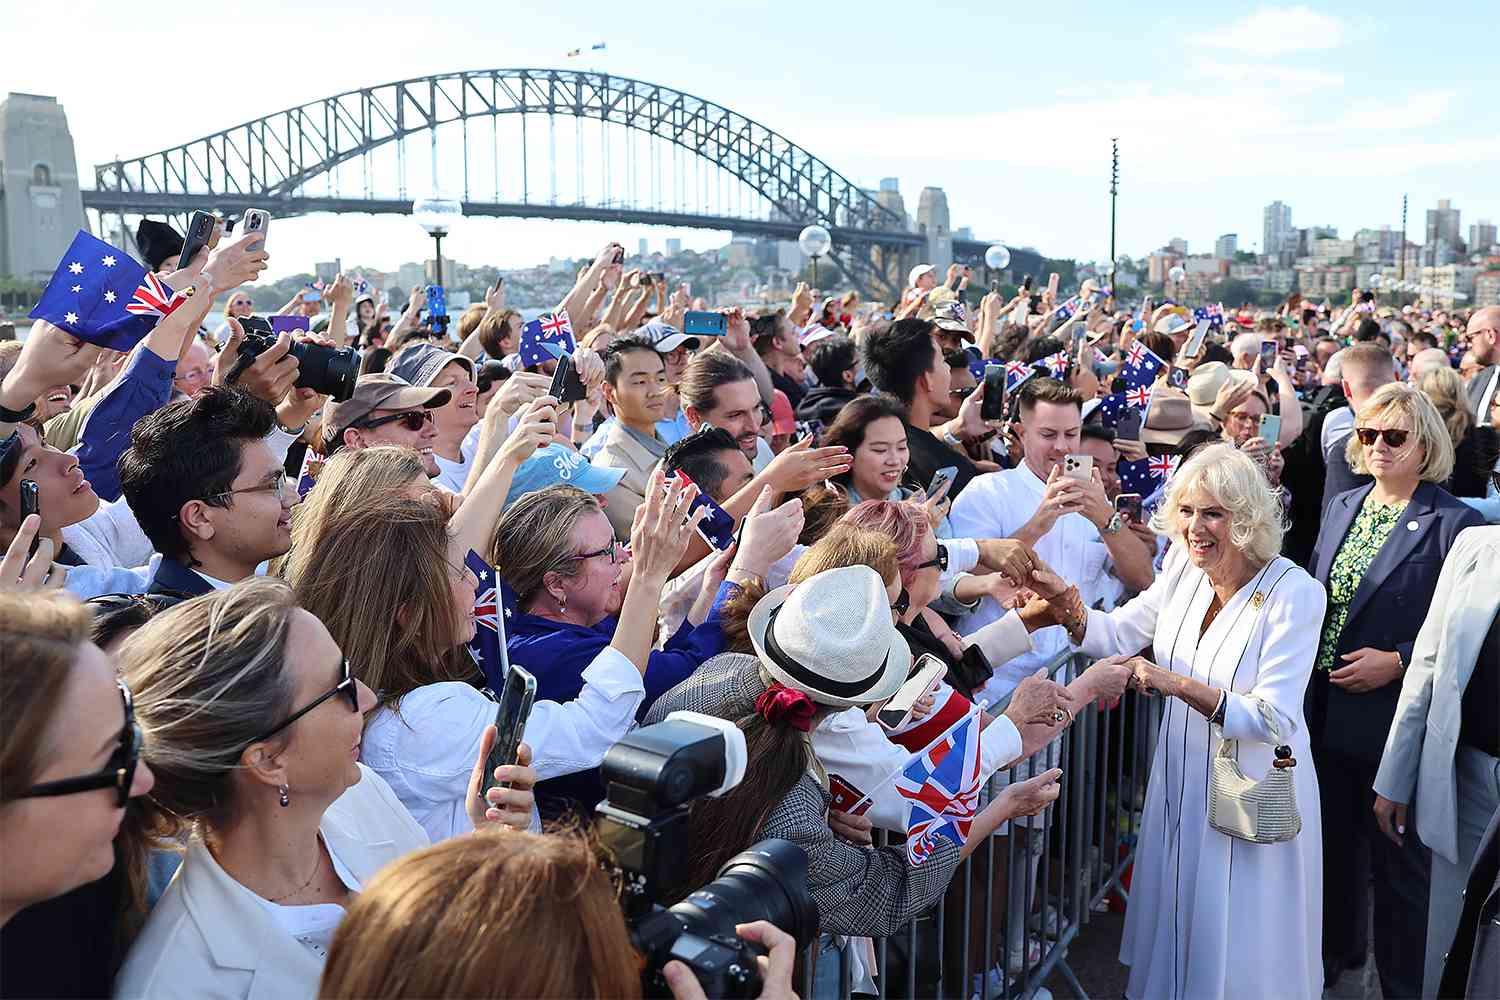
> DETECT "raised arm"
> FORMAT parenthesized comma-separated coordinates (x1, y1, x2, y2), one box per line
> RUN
(557, 244, 622, 326)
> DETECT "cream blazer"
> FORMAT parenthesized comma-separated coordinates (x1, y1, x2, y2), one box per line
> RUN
(114, 764, 428, 999)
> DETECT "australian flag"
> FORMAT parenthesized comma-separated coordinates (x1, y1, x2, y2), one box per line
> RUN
(1004, 360, 1032, 393)
(895, 707, 984, 864)
(1193, 302, 1225, 329)
(30, 231, 187, 351)
(1122, 339, 1166, 389)
(1053, 295, 1080, 322)
(464, 549, 517, 692)
(1120, 453, 1180, 496)
(518, 310, 576, 367)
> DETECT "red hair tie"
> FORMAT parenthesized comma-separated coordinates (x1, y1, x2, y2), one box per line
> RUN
(755, 684, 816, 732)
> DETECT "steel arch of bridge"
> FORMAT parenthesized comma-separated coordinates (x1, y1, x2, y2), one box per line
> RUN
(89, 68, 969, 297)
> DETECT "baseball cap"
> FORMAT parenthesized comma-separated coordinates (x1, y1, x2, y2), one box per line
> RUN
(389, 342, 476, 388)
(931, 300, 969, 333)
(502, 443, 626, 510)
(1153, 314, 1193, 338)
(770, 389, 796, 436)
(638, 319, 701, 354)
(322, 374, 450, 449)
(908, 264, 936, 287)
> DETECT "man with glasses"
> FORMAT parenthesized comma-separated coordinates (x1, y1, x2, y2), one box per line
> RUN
(321, 373, 451, 479)
(1465, 306, 1500, 427)
(118, 386, 301, 596)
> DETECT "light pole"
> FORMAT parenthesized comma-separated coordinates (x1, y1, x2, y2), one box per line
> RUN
(1109, 137, 1119, 287)
(798, 224, 831, 290)
(413, 196, 464, 286)
(1168, 264, 1186, 302)
(985, 244, 1011, 291)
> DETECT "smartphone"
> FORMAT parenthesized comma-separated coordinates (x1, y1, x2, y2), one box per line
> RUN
(425, 284, 448, 318)
(666, 472, 736, 550)
(1005, 367, 1040, 423)
(981, 364, 1007, 421)
(682, 311, 727, 337)
(480, 664, 536, 802)
(613, 245, 625, 264)
(303, 285, 324, 303)
(1062, 453, 1094, 484)
(1115, 409, 1143, 441)
(546, 351, 588, 404)
(947, 269, 963, 292)
(19, 480, 40, 559)
(1182, 319, 1210, 359)
(927, 466, 958, 500)
(1258, 340, 1278, 370)
(270, 315, 310, 335)
(176, 211, 217, 270)
(1168, 366, 1190, 390)
(1258, 413, 1282, 445)
(1046, 273, 1060, 300)
(1114, 492, 1143, 524)
(241, 209, 269, 253)
(1021, 274, 1034, 292)
(876, 654, 948, 731)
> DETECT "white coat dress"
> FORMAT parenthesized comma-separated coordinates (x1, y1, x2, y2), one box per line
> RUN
(1079, 546, 1327, 1000)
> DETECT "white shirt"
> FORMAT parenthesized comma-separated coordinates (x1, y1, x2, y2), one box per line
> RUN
(63, 496, 155, 568)
(432, 448, 472, 493)
(752, 438, 775, 473)
(359, 645, 645, 843)
(1322, 405, 1354, 458)
(248, 838, 361, 961)
(949, 462, 1123, 702)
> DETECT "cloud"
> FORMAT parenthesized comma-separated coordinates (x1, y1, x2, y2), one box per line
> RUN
(1186, 6, 1345, 56)
(1187, 60, 1344, 91)
(1341, 89, 1458, 131)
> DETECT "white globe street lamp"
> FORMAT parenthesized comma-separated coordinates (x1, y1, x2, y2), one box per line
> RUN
(413, 195, 464, 286)
(984, 244, 1011, 270)
(798, 224, 832, 288)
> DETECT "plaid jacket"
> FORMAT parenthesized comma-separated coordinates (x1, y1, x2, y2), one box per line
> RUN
(645, 653, 962, 937)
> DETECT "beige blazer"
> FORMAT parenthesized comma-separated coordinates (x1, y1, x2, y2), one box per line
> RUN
(114, 765, 428, 999)
(1374, 526, 1500, 864)
(591, 421, 664, 541)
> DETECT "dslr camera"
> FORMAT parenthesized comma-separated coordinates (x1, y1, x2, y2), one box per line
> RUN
(596, 712, 817, 998)
(231, 317, 360, 402)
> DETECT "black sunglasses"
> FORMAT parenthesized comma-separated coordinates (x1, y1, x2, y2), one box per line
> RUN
(1355, 427, 1410, 448)
(16, 681, 141, 807)
(247, 657, 360, 746)
(915, 543, 949, 573)
(357, 409, 433, 433)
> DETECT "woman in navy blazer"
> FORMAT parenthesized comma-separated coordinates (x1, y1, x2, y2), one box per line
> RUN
(1307, 383, 1484, 997)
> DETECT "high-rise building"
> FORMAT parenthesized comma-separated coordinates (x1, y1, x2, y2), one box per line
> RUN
(1426, 199, 1462, 249)
(1470, 220, 1497, 253)
(665, 238, 682, 256)
(638, 238, 649, 257)
(1214, 234, 1238, 259)
(1263, 201, 1293, 257)
(0, 93, 87, 280)
(1168, 237, 1189, 256)
(915, 187, 952, 274)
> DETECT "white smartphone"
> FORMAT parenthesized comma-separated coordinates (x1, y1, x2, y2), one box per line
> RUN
(1182, 319, 1210, 359)
(242, 209, 270, 253)
(1062, 453, 1094, 484)
(876, 654, 948, 731)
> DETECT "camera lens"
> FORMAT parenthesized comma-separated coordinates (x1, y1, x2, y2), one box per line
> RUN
(288, 342, 360, 402)
(668, 839, 817, 951)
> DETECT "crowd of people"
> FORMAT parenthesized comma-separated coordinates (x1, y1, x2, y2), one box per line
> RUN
(0, 219, 1497, 1000)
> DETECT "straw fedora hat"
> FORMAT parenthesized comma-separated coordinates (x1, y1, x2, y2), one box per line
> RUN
(746, 565, 911, 709)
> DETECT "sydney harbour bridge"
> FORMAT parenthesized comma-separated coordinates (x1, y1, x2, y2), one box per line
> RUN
(65, 69, 1039, 298)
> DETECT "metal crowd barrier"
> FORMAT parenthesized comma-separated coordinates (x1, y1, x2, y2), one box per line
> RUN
(802, 650, 1165, 999)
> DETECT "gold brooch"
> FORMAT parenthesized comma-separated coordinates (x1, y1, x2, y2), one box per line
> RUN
(1251, 591, 1265, 609)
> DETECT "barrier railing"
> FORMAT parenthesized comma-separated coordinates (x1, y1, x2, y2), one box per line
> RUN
(804, 650, 1164, 999)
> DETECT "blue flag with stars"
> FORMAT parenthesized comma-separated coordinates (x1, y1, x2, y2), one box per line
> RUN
(29, 231, 185, 351)
(464, 549, 518, 693)
(1121, 339, 1166, 389)
(518, 310, 576, 368)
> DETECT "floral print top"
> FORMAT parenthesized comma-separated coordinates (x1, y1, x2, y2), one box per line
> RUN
(1315, 496, 1406, 672)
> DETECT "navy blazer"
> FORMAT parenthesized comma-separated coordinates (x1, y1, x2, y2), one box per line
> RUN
(1307, 481, 1485, 762)
(146, 556, 217, 598)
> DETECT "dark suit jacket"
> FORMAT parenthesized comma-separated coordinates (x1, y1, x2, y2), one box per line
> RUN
(1467, 364, 1498, 423)
(1439, 803, 1500, 999)
(1307, 481, 1485, 762)
(147, 556, 217, 598)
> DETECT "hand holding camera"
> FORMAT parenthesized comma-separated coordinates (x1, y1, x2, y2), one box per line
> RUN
(664, 921, 801, 1000)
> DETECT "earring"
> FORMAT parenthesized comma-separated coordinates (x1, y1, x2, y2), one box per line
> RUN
(278, 785, 290, 808)
(558, 592, 567, 612)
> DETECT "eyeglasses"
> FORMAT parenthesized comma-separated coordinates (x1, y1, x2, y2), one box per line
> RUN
(85, 591, 189, 615)
(356, 409, 433, 433)
(915, 544, 949, 573)
(247, 657, 360, 746)
(1355, 427, 1410, 448)
(202, 470, 291, 503)
(572, 540, 622, 565)
(15, 681, 141, 807)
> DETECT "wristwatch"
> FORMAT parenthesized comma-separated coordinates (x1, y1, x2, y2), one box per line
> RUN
(0, 399, 37, 423)
(1101, 511, 1123, 535)
(942, 428, 964, 450)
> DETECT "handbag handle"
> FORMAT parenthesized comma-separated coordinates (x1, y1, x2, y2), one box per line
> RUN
(1213, 698, 1292, 760)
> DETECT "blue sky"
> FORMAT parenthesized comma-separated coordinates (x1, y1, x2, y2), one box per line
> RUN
(9, 1, 1498, 280)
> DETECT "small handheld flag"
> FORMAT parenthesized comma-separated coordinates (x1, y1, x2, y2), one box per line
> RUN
(895, 707, 985, 864)
(30, 231, 185, 351)
(464, 550, 517, 692)
(518, 310, 576, 368)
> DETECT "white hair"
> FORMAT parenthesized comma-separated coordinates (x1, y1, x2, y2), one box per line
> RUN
(1150, 443, 1285, 565)
(1230, 333, 1260, 360)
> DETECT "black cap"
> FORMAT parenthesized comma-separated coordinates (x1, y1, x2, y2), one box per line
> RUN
(135, 219, 184, 270)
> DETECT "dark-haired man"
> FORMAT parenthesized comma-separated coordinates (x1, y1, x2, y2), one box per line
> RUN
(861, 317, 987, 496)
(118, 386, 299, 595)
(752, 311, 807, 410)
(950, 377, 1153, 704)
(796, 334, 862, 429)
(593, 333, 672, 539)
(321, 373, 451, 477)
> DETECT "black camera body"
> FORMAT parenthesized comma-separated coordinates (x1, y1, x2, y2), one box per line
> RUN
(595, 716, 817, 999)
(233, 316, 360, 402)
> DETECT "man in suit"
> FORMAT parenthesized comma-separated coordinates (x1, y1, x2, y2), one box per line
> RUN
(592, 333, 673, 540)
(118, 386, 298, 596)
(1373, 526, 1500, 998)
(1466, 307, 1500, 427)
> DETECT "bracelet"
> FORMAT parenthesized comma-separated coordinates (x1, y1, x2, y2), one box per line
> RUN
(0, 399, 37, 423)
(276, 420, 307, 436)
(1209, 690, 1228, 726)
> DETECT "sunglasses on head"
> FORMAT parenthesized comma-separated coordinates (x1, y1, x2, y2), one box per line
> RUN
(357, 409, 433, 433)
(1355, 427, 1410, 448)
(915, 543, 949, 573)
(15, 681, 142, 807)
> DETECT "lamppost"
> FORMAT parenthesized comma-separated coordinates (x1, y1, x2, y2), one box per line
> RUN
(1168, 264, 1186, 302)
(413, 195, 464, 286)
(798, 224, 831, 290)
(985, 243, 1011, 291)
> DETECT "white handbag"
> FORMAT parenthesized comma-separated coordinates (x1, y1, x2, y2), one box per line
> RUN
(1207, 698, 1301, 844)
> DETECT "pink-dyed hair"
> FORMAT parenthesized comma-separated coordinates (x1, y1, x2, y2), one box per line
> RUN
(841, 499, 929, 586)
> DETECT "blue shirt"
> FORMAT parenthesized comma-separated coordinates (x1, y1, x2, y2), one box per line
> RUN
(74, 347, 176, 502)
(505, 581, 735, 816)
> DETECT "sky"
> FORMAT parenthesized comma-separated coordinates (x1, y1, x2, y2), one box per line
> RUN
(7, 1, 1499, 282)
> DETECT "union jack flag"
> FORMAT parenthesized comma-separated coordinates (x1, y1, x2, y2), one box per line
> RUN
(1150, 454, 1180, 479)
(1004, 360, 1033, 394)
(518, 310, 577, 367)
(30, 231, 174, 351)
(124, 271, 188, 320)
(1052, 295, 1080, 321)
(1125, 383, 1153, 410)
(1123, 340, 1166, 388)
(464, 549, 516, 692)
(1041, 351, 1070, 378)
(896, 707, 984, 864)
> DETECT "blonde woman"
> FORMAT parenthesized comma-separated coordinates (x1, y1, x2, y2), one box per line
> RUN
(1049, 442, 1329, 999)
(1416, 364, 1500, 502)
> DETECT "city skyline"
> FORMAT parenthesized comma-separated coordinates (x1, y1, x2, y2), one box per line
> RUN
(4, 1, 1497, 282)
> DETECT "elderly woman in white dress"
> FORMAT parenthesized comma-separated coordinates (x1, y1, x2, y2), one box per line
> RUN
(1048, 442, 1328, 999)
